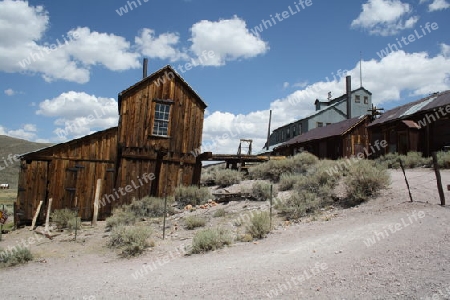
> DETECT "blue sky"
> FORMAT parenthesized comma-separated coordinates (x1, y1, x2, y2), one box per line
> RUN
(0, 0, 449, 153)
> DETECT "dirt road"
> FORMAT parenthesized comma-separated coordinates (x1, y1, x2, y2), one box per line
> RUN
(1, 169, 450, 299)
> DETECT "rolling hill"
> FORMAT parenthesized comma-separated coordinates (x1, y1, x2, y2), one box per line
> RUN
(0, 135, 52, 189)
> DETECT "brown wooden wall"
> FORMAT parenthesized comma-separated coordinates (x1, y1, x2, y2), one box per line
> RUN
(277, 118, 369, 159)
(116, 67, 206, 200)
(16, 127, 118, 225)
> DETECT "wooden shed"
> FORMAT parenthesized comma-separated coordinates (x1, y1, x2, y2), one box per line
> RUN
(16, 127, 118, 225)
(275, 115, 370, 159)
(368, 90, 450, 157)
(15, 65, 207, 226)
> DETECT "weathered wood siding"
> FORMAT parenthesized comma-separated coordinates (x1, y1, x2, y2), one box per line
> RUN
(116, 66, 206, 201)
(16, 127, 118, 225)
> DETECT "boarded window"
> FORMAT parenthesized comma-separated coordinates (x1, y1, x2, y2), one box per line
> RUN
(153, 103, 170, 136)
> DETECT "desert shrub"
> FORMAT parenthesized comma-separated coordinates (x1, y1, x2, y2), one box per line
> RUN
(201, 164, 225, 185)
(67, 216, 81, 231)
(323, 158, 352, 177)
(0, 247, 33, 267)
(106, 208, 136, 229)
(213, 208, 226, 218)
(249, 152, 318, 182)
(252, 181, 277, 201)
(174, 185, 211, 207)
(279, 173, 305, 191)
(375, 153, 402, 169)
(246, 211, 271, 239)
(275, 190, 322, 220)
(344, 160, 390, 205)
(191, 228, 232, 254)
(437, 151, 450, 169)
(291, 151, 319, 168)
(292, 165, 336, 203)
(184, 216, 206, 230)
(51, 209, 79, 229)
(107, 225, 152, 258)
(402, 152, 432, 168)
(214, 169, 242, 187)
(238, 233, 253, 242)
(128, 196, 173, 219)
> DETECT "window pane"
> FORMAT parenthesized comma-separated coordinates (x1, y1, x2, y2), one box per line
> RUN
(153, 103, 171, 136)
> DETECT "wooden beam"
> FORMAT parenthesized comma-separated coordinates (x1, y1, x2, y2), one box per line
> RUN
(30, 200, 43, 231)
(432, 152, 446, 206)
(44, 198, 52, 233)
(92, 179, 102, 226)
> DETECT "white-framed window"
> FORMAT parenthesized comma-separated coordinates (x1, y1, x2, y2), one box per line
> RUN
(153, 103, 171, 136)
(364, 96, 369, 104)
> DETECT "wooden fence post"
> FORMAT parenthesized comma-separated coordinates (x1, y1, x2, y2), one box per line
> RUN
(44, 198, 52, 233)
(30, 200, 43, 231)
(432, 152, 446, 206)
(399, 159, 413, 202)
(92, 179, 102, 226)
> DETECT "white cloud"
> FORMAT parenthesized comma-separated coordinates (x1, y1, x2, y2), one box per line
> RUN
(65, 27, 141, 71)
(202, 49, 450, 153)
(428, 0, 450, 11)
(4, 88, 15, 96)
(0, 123, 38, 141)
(351, 0, 419, 36)
(189, 16, 269, 66)
(135, 29, 188, 62)
(36, 91, 119, 141)
(0, 1, 140, 83)
(441, 43, 450, 57)
(282, 82, 290, 89)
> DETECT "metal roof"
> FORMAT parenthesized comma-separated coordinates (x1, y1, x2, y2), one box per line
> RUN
(369, 90, 450, 127)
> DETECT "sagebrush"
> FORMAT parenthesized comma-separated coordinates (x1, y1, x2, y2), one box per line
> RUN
(249, 152, 318, 182)
(184, 216, 206, 230)
(106, 208, 137, 229)
(51, 209, 80, 230)
(174, 185, 210, 207)
(0, 247, 33, 267)
(344, 159, 390, 205)
(107, 225, 153, 258)
(214, 169, 242, 187)
(246, 211, 271, 239)
(252, 181, 277, 201)
(191, 228, 232, 254)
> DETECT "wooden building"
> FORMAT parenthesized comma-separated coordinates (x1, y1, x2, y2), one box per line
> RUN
(15, 65, 207, 226)
(368, 90, 450, 157)
(274, 115, 370, 159)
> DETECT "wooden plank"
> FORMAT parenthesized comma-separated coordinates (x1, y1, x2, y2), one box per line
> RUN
(30, 200, 43, 230)
(432, 152, 446, 206)
(92, 179, 102, 226)
(44, 198, 52, 233)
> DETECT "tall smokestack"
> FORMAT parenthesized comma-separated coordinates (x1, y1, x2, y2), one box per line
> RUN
(143, 58, 148, 79)
(346, 75, 351, 119)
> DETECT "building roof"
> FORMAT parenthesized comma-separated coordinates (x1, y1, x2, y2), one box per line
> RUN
(369, 90, 450, 127)
(276, 115, 369, 149)
(118, 65, 207, 113)
(20, 127, 118, 159)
